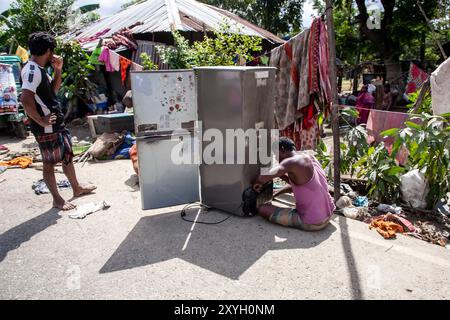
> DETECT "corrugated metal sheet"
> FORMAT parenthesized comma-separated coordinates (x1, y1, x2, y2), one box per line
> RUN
(66, 0, 284, 50)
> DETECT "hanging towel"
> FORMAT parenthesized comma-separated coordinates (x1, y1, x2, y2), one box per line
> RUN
(109, 50, 120, 72)
(119, 56, 132, 85)
(98, 47, 114, 72)
(430, 57, 450, 115)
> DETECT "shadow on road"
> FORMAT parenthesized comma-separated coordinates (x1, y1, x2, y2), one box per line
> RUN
(336, 215, 364, 299)
(0, 208, 61, 263)
(100, 209, 337, 280)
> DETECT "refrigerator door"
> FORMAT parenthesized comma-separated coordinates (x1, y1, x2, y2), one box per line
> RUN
(131, 70, 199, 210)
(137, 133, 199, 210)
(130, 70, 197, 134)
(195, 67, 276, 215)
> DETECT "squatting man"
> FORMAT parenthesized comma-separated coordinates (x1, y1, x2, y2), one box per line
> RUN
(253, 137, 335, 231)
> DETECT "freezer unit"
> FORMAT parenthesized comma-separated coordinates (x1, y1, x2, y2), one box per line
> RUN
(195, 67, 276, 216)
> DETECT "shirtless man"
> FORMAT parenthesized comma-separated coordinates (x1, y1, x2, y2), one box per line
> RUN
(253, 137, 335, 231)
(20, 32, 96, 210)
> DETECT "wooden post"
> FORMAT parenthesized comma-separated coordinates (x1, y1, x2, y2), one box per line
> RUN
(325, 0, 341, 202)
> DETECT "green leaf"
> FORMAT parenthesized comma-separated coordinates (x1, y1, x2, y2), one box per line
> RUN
(385, 166, 406, 176)
(380, 128, 399, 137)
(405, 121, 422, 130)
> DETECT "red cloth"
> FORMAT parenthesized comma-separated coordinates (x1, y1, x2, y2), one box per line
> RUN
(119, 56, 132, 85)
(308, 19, 320, 94)
(406, 63, 428, 94)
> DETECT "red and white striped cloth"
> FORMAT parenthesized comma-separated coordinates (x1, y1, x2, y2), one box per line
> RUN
(406, 63, 428, 94)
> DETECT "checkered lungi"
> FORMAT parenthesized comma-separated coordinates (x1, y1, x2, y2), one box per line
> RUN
(35, 130, 73, 165)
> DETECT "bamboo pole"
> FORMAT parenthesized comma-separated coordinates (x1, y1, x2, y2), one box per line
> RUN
(325, 0, 341, 202)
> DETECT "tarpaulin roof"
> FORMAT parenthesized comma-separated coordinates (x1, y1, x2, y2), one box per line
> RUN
(65, 0, 284, 51)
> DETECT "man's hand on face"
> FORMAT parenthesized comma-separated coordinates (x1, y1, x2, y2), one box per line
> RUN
(51, 55, 63, 72)
(42, 113, 57, 127)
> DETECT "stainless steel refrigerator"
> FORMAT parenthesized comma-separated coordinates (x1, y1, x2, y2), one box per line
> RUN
(195, 66, 276, 216)
(131, 70, 199, 210)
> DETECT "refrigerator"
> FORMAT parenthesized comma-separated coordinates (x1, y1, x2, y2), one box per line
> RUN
(130, 70, 199, 210)
(195, 66, 276, 216)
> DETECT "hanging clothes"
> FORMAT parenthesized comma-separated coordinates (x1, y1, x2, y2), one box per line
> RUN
(98, 47, 114, 72)
(131, 62, 143, 71)
(119, 56, 132, 85)
(270, 29, 310, 131)
(430, 57, 450, 115)
(109, 50, 121, 72)
(89, 45, 103, 65)
(270, 17, 331, 151)
(406, 63, 428, 94)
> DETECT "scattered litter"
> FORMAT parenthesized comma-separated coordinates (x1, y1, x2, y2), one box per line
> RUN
(342, 207, 368, 220)
(274, 235, 287, 243)
(32, 179, 71, 195)
(435, 199, 450, 217)
(339, 183, 356, 198)
(369, 217, 404, 239)
(400, 169, 429, 209)
(369, 213, 416, 239)
(0, 165, 6, 175)
(336, 196, 352, 209)
(353, 196, 369, 207)
(377, 204, 402, 215)
(0, 156, 33, 169)
(0, 178, 6, 184)
(413, 221, 449, 247)
(69, 201, 111, 219)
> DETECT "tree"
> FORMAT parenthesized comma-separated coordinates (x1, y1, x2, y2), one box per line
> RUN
(0, 0, 100, 47)
(200, 0, 305, 36)
(314, 0, 444, 81)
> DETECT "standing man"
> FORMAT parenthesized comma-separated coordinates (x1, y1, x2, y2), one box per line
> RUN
(20, 32, 96, 210)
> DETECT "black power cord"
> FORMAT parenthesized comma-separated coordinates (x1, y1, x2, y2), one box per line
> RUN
(180, 202, 239, 225)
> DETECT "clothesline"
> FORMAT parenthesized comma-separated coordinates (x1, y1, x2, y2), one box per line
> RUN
(337, 104, 413, 115)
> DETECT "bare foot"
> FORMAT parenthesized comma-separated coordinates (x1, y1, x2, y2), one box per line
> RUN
(73, 184, 97, 197)
(53, 199, 77, 211)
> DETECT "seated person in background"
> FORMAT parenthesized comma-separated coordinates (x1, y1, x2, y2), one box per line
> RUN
(381, 83, 397, 111)
(356, 85, 375, 124)
(253, 137, 335, 231)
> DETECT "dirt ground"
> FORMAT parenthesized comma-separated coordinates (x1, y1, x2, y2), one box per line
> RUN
(1, 132, 450, 300)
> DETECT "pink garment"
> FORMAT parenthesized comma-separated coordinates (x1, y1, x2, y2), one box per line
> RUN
(366, 109, 412, 165)
(109, 50, 120, 71)
(356, 92, 375, 124)
(98, 47, 114, 72)
(289, 155, 336, 224)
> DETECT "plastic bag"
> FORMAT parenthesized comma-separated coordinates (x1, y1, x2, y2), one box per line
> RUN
(400, 169, 429, 209)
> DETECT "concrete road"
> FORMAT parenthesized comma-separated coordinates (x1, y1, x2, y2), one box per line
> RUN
(0, 144, 449, 299)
